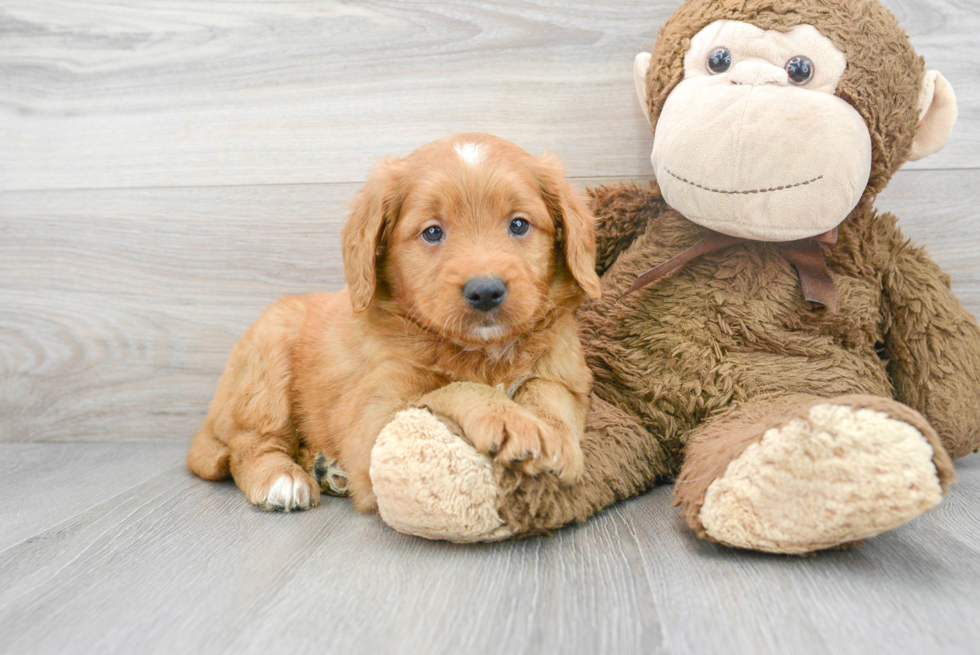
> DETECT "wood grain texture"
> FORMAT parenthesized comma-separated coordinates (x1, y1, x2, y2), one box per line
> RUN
(0, 442, 184, 551)
(3, 170, 978, 443)
(1, 0, 978, 192)
(0, 183, 350, 442)
(0, 443, 977, 655)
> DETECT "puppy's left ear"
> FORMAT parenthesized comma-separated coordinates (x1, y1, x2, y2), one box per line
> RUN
(535, 154, 602, 300)
(343, 156, 404, 312)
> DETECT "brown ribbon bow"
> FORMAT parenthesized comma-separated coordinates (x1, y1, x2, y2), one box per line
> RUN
(619, 228, 839, 313)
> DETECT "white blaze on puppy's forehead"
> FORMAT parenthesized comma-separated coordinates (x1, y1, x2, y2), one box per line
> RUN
(454, 141, 485, 165)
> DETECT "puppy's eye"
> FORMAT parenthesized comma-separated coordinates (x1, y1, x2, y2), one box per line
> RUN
(785, 55, 814, 85)
(706, 47, 732, 74)
(508, 217, 530, 236)
(421, 226, 444, 243)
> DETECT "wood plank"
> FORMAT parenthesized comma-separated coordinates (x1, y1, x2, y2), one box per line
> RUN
(616, 453, 980, 655)
(0, 442, 186, 551)
(1, 0, 977, 192)
(0, 442, 977, 654)
(2, 169, 978, 443)
(0, 184, 352, 442)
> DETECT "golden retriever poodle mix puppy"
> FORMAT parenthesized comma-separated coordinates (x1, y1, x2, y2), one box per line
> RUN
(187, 133, 602, 513)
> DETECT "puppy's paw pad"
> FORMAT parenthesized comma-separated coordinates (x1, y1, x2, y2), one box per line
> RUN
(313, 453, 350, 497)
(259, 473, 318, 513)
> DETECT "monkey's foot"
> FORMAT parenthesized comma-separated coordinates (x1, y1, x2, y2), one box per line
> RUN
(693, 398, 952, 554)
(370, 408, 515, 543)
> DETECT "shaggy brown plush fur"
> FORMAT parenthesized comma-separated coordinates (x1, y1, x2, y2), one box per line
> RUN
(484, 0, 980, 542)
(493, 182, 980, 536)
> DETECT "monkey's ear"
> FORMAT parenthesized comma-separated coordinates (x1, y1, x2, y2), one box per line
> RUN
(909, 70, 958, 161)
(342, 157, 403, 312)
(634, 52, 653, 125)
(536, 154, 602, 300)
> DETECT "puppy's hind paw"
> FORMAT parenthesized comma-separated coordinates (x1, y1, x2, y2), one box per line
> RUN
(258, 472, 320, 513)
(313, 453, 350, 497)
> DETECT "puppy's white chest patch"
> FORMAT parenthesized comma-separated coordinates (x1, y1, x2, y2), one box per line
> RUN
(454, 142, 484, 165)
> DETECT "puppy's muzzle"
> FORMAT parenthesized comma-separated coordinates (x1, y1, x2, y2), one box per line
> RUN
(463, 276, 507, 312)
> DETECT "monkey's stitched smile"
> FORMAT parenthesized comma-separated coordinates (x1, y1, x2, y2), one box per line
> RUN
(666, 169, 824, 195)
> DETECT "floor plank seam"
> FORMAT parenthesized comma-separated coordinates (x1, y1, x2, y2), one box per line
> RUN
(0, 464, 190, 564)
(0, 165, 975, 195)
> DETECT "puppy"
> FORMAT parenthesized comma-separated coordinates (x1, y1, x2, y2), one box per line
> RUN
(187, 133, 602, 513)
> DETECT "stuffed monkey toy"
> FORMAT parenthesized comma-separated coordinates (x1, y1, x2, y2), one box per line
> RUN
(363, 0, 980, 553)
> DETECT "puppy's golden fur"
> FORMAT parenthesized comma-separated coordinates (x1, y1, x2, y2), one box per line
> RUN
(187, 134, 601, 513)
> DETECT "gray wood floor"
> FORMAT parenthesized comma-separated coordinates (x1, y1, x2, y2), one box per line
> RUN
(2, 1, 980, 653)
(1, 444, 979, 655)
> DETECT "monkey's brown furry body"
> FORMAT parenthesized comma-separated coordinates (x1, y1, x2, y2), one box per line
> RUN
(581, 183, 971, 517)
(369, 0, 980, 553)
(473, 181, 978, 539)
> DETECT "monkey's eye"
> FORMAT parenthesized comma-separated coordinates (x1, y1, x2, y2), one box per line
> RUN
(785, 55, 814, 85)
(706, 47, 732, 74)
(508, 217, 530, 236)
(421, 225, 444, 243)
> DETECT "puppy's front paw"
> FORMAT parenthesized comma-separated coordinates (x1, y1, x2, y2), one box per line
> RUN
(550, 437, 585, 484)
(465, 407, 578, 481)
(256, 468, 320, 513)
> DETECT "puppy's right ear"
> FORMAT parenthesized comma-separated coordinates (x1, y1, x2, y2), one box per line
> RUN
(343, 157, 404, 312)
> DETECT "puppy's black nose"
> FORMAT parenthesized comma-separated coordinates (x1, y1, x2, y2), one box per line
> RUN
(463, 276, 507, 312)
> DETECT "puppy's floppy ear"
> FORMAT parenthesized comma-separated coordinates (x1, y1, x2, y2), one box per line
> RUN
(535, 153, 602, 300)
(342, 156, 404, 312)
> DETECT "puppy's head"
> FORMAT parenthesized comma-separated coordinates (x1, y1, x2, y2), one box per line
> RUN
(342, 133, 601, 346)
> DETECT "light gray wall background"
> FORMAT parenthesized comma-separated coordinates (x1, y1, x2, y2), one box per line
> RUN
(2, 0, 978, 445)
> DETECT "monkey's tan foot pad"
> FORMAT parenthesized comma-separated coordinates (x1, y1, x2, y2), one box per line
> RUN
(370, 408, 515, 543)
(313, 453, 350, 497)
(698, 402, 948, 554)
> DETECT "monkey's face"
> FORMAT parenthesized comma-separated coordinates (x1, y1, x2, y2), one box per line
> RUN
(640, 20, 872, 241)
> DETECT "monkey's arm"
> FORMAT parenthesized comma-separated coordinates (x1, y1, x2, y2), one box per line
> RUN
(881, 229, 980, 459)
(588, 181, 666, 276)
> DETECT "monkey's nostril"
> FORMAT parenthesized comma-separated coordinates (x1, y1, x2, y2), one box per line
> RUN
(463, 277, 507, 312)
